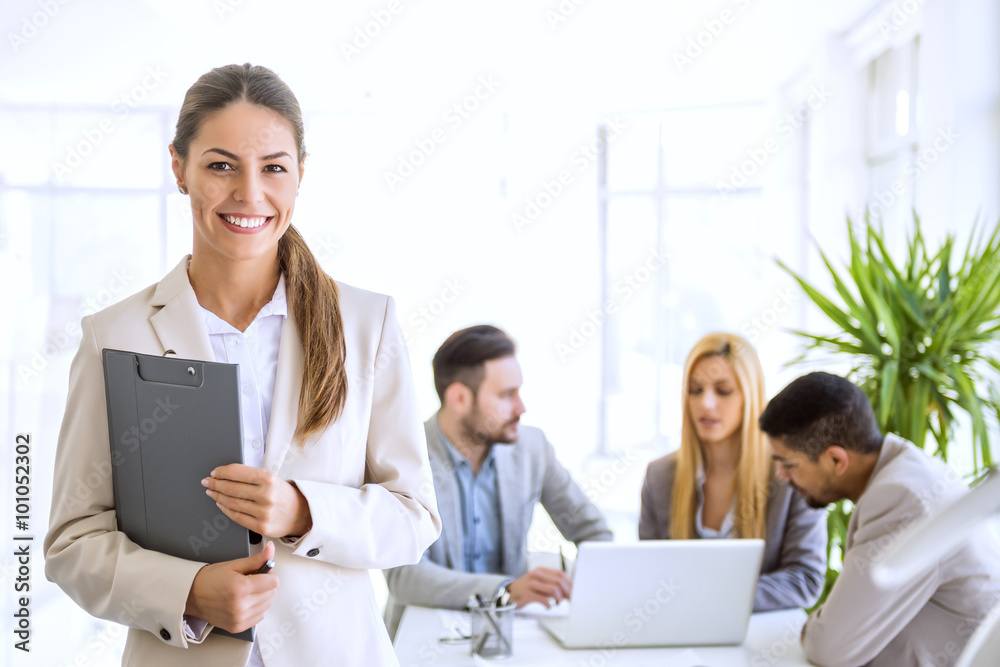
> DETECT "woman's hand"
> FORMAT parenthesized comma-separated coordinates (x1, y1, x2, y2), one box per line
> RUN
(185, 541, 279, 633)
(202, 464, 312, 538)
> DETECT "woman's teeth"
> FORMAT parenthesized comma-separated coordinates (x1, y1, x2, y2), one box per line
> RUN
(223, 215, 268, 228)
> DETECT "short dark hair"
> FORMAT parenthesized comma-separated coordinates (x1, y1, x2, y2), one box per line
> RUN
(432, 325, 517, 402)
(758, 372, 883, 460)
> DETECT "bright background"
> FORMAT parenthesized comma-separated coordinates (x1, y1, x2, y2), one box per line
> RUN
(2, 0, 999, 664)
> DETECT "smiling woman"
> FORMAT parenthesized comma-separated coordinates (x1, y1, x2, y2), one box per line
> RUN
(43, 64, 442, 667)
(173, 103, 299, 262)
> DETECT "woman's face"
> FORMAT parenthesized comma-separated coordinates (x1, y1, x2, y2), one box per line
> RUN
(171, 101, 303, 265)
(687, 355, 744, 446)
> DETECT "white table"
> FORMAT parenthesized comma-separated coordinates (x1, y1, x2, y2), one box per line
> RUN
(394, 605, 813, 666)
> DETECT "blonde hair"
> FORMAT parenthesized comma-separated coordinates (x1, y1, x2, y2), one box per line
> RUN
(670, 332, 770, 539)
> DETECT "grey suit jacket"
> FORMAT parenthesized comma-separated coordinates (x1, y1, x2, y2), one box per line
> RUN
(639, 452, 827, 612)
(802, 434, 1000, 667)
(383, 415, 613, 635)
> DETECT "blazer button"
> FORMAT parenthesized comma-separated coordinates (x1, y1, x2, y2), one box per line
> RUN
(159, 628, 171, 641)
(306, 548, 320, 557)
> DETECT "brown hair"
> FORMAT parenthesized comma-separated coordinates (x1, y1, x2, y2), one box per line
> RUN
(432, 325, 516, 402)
(671, 332, 770, 540)
(173, 64, 347, 441)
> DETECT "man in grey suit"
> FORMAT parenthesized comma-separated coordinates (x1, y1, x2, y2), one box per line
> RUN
(759, 372, 1000, 667)
(384, 325, 613, 636)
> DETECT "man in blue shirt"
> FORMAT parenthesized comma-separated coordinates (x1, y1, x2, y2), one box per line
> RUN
(383, 325, 613, 636)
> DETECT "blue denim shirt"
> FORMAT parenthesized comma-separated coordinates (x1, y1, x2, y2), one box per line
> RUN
(435, 419, 503, 574)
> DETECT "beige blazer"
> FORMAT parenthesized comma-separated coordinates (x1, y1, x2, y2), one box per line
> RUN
(802, 434, 1000, 667)
(44, 256, 441, 667)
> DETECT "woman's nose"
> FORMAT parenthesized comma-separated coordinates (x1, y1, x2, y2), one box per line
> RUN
(701, 391, 717, 408)
(234, 171, 264, 204)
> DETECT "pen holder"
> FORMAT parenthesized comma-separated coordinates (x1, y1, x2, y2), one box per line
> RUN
(468, 602, 515, 659)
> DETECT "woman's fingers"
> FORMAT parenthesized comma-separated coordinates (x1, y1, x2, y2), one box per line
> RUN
(202, 466, 311, 538)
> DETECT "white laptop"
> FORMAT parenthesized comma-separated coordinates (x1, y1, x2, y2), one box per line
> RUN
(538, 539, 764, 648)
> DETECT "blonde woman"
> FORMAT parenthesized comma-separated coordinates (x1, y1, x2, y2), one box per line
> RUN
(638, 332, 826, 611)
(44, 64, 441, 666)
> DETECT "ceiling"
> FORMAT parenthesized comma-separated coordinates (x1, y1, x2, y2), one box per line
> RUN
(0, 0, 882, 113)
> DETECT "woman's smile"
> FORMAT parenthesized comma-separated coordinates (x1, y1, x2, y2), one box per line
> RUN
(217, 213, 275, 232)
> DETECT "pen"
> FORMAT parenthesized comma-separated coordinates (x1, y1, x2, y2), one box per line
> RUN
(255, 560, 276, 575)
(474, 594, 511, 653)
(559, 546, 566, 572)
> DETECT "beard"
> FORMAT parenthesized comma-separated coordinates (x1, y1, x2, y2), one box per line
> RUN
(461, 406, 519, 445)
(791, 482, 835, 509)
(803, 495, 832, 509)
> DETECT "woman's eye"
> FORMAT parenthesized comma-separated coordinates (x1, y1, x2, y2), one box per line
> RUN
(264, 164, 287, 173)
(717, 389, 733, 396)
(208, 162, 233, 171)
(689, 387, 702, 395)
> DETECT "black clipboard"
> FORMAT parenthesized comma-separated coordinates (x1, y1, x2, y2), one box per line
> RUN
(102, 348, 255, 642)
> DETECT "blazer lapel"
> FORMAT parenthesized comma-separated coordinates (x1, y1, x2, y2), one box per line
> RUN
(148, 256, 214, 362)
(149, 256, 302, 474)
(425, 416, 464, 570)
(493, 444, 524, 576)
(263, 313, 304, 473)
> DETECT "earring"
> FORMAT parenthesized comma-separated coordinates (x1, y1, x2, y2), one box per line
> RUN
(178, 186, 187, 195)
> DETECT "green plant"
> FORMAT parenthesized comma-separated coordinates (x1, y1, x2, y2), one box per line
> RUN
(777, 213, 1000, 608)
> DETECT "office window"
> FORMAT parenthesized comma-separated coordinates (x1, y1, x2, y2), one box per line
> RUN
(864, 37, 921, 228)
(599, 106, 773, 455)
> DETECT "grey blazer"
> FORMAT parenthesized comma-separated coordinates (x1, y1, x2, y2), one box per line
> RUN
(802, 434, 1000, 667)
(639, 452, 827, 612)
(383, 415, 613, 636)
